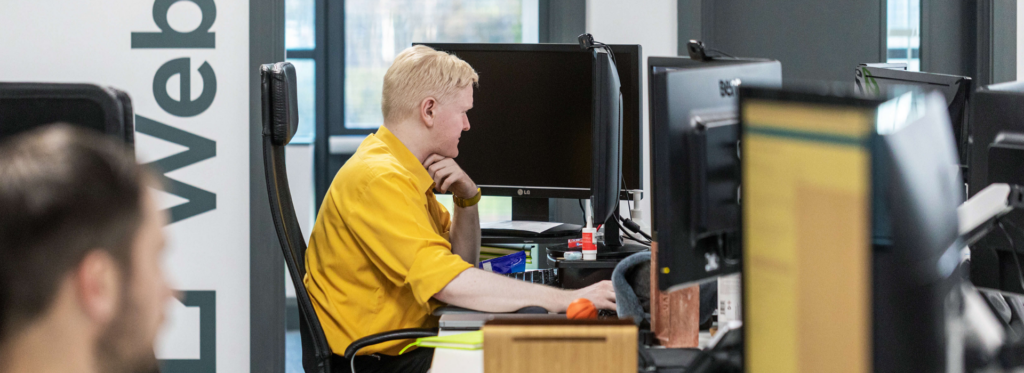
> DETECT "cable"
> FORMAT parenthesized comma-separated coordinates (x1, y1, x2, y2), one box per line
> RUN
(578, 198, 587, 223)
(591, 42, 619, 69)
(996, 220, 1024, 294)
(621, 229, 652, 246)
(706, 47, 736, 58)
(616, 214, 652, 245)
(614, 215, 642, 241)
(619, 215, 652, 241)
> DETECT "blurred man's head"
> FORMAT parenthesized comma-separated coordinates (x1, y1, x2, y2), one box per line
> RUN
(0, 125, 171, 373)
(382, 45, 478, 158)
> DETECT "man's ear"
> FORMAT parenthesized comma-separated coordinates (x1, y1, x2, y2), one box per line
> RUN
(420, 97, 438, 128)
(75, 250, 122, 326)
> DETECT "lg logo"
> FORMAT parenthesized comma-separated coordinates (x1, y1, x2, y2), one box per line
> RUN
(719, 78, 742, 97)
(517, 189, 531, 196)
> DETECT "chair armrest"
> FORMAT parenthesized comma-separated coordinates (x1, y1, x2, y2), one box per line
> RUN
(342, 328, 439, 360)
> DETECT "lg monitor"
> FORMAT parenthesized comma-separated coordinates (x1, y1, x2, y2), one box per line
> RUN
(647, 56, 781, 291)
(969, 81, 1024, 295)
(855, 64, 972, 172)
(419, 43, 642, 219)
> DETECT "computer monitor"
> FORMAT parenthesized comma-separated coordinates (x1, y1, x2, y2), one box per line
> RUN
(741, 87, 960, 372)
(854, 64, 973, 171)
(590, 47, 622, 236)
(647, 57, 781, 291)
(419, 43, 642, 203)
(968, 81, 1024, 295)
(0, 82, 135, 147)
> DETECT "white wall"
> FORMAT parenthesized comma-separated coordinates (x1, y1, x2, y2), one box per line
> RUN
(1019, 2, 1024, 80)
(586, 0, 677, 226)
(0, 1, 254, 371)
(283, 144, 315, 298)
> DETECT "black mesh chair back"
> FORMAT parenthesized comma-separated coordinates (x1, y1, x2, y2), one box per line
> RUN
(0, 82, 135, 149)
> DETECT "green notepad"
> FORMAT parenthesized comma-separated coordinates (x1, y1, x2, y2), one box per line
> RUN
(399, 331, 483, 354)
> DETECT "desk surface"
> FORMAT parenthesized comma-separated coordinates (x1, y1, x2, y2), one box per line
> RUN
(429, 329, 714, 373)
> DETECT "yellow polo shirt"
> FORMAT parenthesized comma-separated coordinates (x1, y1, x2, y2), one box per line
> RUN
(303, 125, 473, 356)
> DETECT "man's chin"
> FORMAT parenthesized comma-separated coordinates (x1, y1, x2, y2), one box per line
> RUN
(439, 149, 458, 158)
(97, 342, 159, 373)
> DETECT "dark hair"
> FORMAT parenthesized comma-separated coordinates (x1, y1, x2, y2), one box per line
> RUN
(0, 124, 147, 342)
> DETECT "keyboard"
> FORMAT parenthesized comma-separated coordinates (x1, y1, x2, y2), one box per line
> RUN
(505, 268, 560, 286)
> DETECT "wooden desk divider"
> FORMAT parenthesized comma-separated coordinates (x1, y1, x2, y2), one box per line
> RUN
(482, 319, 637, 373)
(650, 242, 701, 347)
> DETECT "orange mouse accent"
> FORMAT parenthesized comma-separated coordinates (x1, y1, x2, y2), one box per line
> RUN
(567, 298, 598, 320)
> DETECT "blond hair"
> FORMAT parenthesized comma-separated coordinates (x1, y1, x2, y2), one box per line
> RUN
(381, 45, 479, 123)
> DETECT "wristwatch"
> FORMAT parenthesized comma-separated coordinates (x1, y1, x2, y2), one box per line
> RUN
(453, 188, 482, 208)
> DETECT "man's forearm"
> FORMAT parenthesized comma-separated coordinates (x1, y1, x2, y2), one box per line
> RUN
(451, 204, 480, 265)
(434, 268, 573, 312)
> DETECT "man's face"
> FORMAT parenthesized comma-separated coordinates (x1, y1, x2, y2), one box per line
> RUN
(97, 188, 172, 373)
(431, 85, 474, 158)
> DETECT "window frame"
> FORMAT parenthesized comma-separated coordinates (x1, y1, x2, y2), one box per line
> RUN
(287, 0, 375, 138)
(298, 0, 577, 205)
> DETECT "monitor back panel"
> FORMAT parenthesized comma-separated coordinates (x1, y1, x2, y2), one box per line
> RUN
(649, 59, 781, 290)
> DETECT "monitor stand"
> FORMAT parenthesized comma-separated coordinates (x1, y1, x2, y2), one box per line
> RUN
(481, 197, 581, 238)
(512, 197, 549, 221)
(594, 208, 648, 259)
(552, 206, 647, 289)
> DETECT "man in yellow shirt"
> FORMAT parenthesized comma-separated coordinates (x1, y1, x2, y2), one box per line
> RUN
(304, 45, 617, 372)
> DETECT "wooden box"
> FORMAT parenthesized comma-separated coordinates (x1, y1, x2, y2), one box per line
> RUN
(482, 319, 637, 373)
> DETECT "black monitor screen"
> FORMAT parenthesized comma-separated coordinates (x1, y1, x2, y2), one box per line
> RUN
(423, 44, 641, 199)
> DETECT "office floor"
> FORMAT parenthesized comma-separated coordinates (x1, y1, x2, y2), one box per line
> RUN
(286, 331, 303, 373)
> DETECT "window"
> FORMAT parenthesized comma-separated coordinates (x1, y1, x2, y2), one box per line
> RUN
(887, 0, 920, 71)
(344, 0, 538, 129)
(343, 0, 539, 222)
(284, 0, 318, 144)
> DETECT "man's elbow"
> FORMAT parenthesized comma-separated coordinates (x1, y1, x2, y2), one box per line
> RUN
(433, 268, 476, 304)
(434, 287, 452, 304)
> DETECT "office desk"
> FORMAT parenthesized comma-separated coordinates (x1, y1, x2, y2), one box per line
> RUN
(429, 328, 714, 372)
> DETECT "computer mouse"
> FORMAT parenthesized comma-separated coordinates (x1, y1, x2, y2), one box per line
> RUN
(514, 306, 548, 314)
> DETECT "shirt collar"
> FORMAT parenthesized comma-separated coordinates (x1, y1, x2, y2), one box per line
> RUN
(375, 125, 435, 194)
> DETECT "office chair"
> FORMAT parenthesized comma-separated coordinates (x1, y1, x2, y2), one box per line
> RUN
(0, 82, 135, 149)
(260, 62, 437, 373)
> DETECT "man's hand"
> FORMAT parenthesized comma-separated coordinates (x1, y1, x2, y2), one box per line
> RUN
(423, 154, 477, 199)
(569, 280, 617, 310)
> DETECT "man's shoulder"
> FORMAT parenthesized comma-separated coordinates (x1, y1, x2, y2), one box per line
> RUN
(335, 142, 417, 193)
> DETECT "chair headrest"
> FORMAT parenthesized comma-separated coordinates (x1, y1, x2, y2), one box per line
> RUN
(260, 62, 299, 146)
(0, 82, 132, 144)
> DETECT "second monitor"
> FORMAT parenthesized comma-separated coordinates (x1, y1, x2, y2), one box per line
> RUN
(648, 57, 782, 291)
